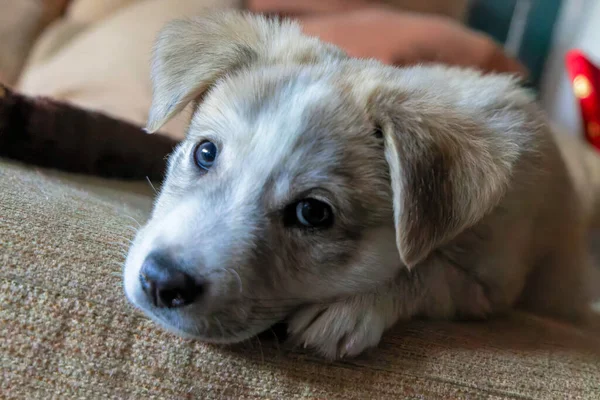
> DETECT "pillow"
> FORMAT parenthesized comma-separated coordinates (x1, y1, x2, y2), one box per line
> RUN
(298, 8, 526, 77)
(247, 0, 470, 20)
(0, 0, 70, 85)
(248, 1, 526, 77)
(17, 0, 242, 141)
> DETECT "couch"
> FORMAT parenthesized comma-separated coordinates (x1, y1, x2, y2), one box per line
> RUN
(2, 157, 600, 399)
(2, 1, 600, 398)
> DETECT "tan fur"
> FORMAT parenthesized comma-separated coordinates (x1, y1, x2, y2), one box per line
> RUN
(145, 12, 346, 132)
(124, 12, 600, 359)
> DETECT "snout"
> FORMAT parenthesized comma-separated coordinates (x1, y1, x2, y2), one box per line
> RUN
(139, 252, 205, 308)
(122, 196, 286, 342)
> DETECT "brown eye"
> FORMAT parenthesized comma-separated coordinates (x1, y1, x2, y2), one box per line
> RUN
(295, 199, 333, 228)
(194, 141, 218, 171)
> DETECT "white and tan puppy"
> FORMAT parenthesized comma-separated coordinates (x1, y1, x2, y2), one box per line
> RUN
(124, 12, 599, 359)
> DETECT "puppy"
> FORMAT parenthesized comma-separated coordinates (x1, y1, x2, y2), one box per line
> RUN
(124, 12, 599, 359)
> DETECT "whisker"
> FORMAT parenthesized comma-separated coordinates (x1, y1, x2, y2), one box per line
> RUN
(225, 268, 243, 294)
(112, 232, 133, 239)
(111, 236, 133, 243)
(201, 317, 210, 334)
(146, 176, 158, 194)
(243, 317, 292, 323)
(255, 335, 265, 364)
(105, 249, 128, 259)
(108, 241, 130, 249)
(123, 226, 139, 235)
(109, 261, 125, 268)
(242, 296, 326, 303)
(240, 337, 254, 351)
(123, 214, 142, 228)
(213, 317, 226, 341)
(268, 327, 283, 354)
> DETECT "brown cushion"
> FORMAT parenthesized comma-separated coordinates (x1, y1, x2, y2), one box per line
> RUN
(2, 159, 600, 398)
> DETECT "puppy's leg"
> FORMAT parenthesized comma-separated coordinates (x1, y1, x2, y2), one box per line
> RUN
(287, 262, 493, 359)
(287, 288, 409, 360)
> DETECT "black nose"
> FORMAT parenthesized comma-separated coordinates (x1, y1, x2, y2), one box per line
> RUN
(139, 254, 203, 308)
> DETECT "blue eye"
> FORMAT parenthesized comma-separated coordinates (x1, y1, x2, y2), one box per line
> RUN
(295, 199, 333, 228)
(194, 141, 218, 171)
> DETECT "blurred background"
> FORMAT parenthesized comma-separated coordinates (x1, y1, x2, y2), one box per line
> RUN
(468, 0, 597, 141)
(0, 0, 597, 140)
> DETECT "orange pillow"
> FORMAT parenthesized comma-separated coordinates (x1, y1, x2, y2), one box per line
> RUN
(248, 1, 527, 77)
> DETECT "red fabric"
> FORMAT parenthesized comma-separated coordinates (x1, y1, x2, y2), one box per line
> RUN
(566, 50, 600, 150)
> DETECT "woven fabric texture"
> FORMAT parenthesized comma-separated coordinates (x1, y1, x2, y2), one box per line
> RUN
(2, 159, 600, 399)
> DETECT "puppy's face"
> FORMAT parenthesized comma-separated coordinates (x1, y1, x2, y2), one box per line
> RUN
(124, 67, 399, 341)
(124, 12, 526, 342)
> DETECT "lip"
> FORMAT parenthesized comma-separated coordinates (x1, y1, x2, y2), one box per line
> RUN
(129, 297, 282, 344)
(129, 299, 204, 338)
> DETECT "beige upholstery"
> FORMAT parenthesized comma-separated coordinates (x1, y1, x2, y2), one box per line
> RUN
(2, 158, 600, 399)
(0, 0, 70, 85)
(17, 0, 243, 141)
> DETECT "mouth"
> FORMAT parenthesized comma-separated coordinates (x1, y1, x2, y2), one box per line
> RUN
(123, 246, 294, 344)
(127, 288, 288, 344)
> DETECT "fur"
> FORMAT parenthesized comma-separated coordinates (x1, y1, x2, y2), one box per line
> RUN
(124, 12, 599, 359)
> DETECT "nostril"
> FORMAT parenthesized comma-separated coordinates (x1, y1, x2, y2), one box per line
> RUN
(156, 272, 202, 308)
(139, 254, 203, 308)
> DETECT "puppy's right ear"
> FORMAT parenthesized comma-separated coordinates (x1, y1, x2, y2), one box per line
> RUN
(146, 12, 346, 133)
(368, 82, 532, 269)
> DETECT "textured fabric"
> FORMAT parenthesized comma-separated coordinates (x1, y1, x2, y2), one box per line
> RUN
(2, 159, 600, 399)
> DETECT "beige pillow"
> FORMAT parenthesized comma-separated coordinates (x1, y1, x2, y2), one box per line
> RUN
(0, 0, 70, 85)
(17, 0, 242, 141)
(66, 0, 143, 24)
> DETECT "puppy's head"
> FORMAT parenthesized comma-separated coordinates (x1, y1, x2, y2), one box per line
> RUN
(124, 12, 530, 342)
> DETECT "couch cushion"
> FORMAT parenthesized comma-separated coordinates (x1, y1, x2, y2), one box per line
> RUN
(0, 0, 70, 85)
(17, 0, 243, 142)
(2, 159, 600, 399)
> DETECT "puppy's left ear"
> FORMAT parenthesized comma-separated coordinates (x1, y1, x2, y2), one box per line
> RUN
(370, 87, 528, 268)
(146, 12, 346, 133)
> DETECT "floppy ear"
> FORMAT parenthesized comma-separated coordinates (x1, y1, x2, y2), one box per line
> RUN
(146, 11, 346, 133)
(370, 87, 526, 268)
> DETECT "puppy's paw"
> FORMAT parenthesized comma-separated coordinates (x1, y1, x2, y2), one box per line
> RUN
(287, 296, 392, 360)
